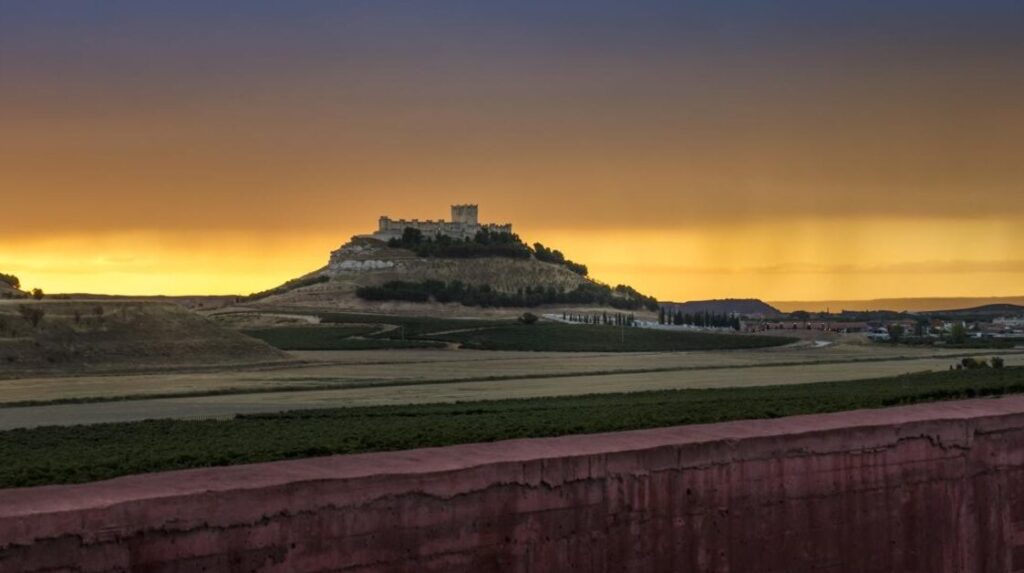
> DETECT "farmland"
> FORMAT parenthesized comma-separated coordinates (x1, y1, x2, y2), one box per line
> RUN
(242, 326, 446, 350)
(426, 323, 792, 352)
(2, 341, 1023, 429)
(219, 309, 796, 352)
(2, 367, 1024, 488)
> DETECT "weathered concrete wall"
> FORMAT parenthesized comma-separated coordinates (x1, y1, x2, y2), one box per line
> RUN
(4, 397, 1024, 572)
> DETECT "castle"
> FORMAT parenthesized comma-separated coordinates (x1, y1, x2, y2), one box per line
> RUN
(361, 204, 512, 241)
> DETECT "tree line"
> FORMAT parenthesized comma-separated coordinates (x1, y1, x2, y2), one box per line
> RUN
(562, 312, 636, 327)
(0, 273, 19, 289)
(357, 279, 658, 310)
(532, 242, 588, 276)
(387, 228, 592, 277)
(388, 228, 532, 260)
(659, 308, 741, 330)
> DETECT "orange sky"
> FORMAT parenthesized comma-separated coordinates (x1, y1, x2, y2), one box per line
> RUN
(2, 2, 1023, 302)
(4, 215, 1023, 303)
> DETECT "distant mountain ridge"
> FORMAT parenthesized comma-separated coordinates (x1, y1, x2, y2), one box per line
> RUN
(772, 296, 1024, 313)
(921, 304, 1024, 316)
(660, 298, 783, 317)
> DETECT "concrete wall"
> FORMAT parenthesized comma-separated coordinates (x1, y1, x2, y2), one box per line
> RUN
(4, 397, 1024, 572)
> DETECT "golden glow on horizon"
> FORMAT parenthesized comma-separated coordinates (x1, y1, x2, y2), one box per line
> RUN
(3, 3, 1022, 305)
(3, 217, 1021, 302)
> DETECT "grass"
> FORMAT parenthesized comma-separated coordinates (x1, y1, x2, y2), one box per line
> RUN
(316, 312, 509, 339)
(241, 325, 450, 350)
(242, 326, 380, 350)
(428, 323, 793, 352)
(0, 351, 1014, 408)
(2, 367, 1023, 488)
(242, 311, 796, 352)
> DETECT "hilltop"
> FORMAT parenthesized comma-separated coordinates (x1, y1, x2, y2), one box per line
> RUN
(0, 274, 25, 300)
(245, 207, 659, 316)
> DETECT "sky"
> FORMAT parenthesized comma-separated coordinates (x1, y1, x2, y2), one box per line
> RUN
(2, 0, 1023, 302)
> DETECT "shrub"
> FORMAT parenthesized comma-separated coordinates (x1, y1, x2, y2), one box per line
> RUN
(518, 312, 539, 324)
(949, 322, 967, 344)
(961, 357, 989, 369)
(992, 356, 1005, 369)
(17, 305, 45, 328)
(357, 279, 658, 310)
(31, 288, 44, 300)
(0, 273, 19, 289)
(886, 324, 905, 343)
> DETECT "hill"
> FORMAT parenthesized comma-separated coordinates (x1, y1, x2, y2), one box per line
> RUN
(661, 298, 782, 318)
(0, 284, 24, 300)
(772, 296, 1024, 313)
(0, 274, 25, 300)
(247, 235, 658, 315)
(0, 301, 290, 375)
(920, 304, 1024, 317)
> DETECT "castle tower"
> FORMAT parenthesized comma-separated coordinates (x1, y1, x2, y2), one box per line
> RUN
(451, 204, 478, 225)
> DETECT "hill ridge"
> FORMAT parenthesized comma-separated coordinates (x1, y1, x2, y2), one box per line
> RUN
(661, 298, 782, 317)
(250, 235, 658, 315)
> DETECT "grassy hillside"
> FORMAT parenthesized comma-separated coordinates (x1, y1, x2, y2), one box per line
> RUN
(251, 237, 652, 314)
(0, 281, 25, 300)
(0, 301, 289, 375)
(2, 367, 1022, 488)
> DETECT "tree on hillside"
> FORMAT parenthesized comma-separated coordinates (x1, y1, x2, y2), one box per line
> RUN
(949, 322, 967, 344)
(0, 273, 19, 289)
(401, 227, 424, 244)
(518, 312, 539, 324)
(31, 288, 44, 300)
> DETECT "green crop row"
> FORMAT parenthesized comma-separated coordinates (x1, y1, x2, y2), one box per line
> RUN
(1, 367, 1022, 489)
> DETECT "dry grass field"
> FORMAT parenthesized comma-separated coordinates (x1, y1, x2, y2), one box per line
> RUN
(1, 339, 1020, 429)
(0, 301, 290, 376)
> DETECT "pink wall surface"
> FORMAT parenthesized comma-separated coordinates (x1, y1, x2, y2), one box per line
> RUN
(3, 397, 1024, 572)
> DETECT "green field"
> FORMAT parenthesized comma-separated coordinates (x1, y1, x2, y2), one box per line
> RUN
(2, 367, 1022, 488)
(242, 326, 380, 350)
(427, 323, 793, 352)
(240, 312, 795, 352)
(316, 312, 509, 339)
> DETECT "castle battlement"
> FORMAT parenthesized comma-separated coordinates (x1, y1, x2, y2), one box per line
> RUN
(360, 205, 512, 241)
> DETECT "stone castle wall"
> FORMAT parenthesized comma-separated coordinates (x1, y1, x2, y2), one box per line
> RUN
(4, 397, 1024, 572)
(374, 217, 512, 241)
(357, 205, 512, 241)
